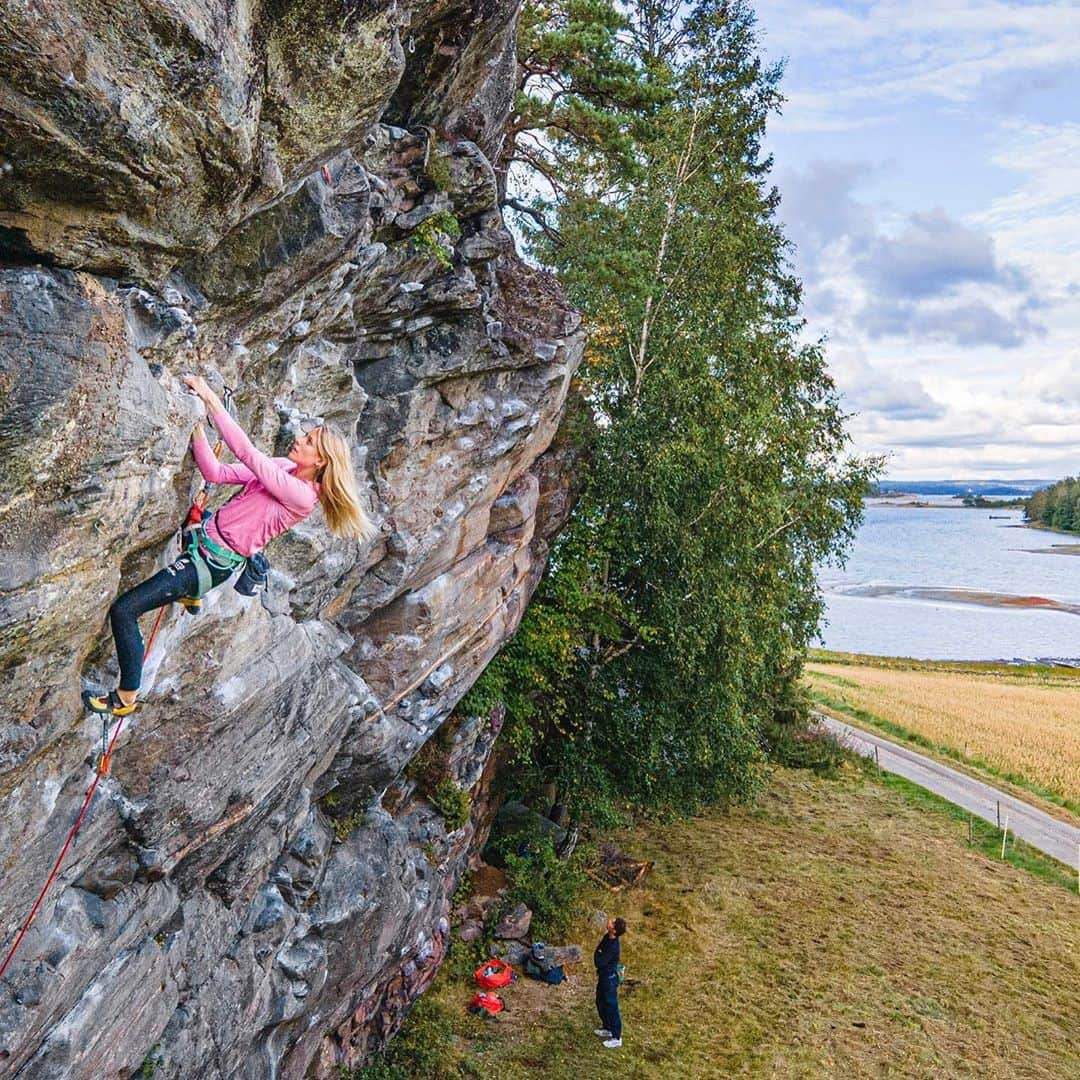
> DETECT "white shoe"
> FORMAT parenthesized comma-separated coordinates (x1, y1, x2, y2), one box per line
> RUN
(594, 1029, 612, 1037)
(603, 1038, 623, 1049)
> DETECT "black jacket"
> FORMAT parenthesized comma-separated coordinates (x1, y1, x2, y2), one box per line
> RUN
(594, 934, 620, 979)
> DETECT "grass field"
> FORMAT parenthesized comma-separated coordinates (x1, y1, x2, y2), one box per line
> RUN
(805, 652, 1080, 813)
(376, 767, 1079, 1080)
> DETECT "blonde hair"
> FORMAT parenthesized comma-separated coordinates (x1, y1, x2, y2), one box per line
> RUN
(313, 424, 378, 541)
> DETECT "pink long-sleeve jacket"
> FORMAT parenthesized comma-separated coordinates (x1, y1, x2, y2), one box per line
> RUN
(191, 410, 319, 557)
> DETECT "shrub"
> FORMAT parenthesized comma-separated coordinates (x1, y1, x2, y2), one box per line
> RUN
(425, 145, 454, 193)
(410, 210, 462, 268)
(490, 827, 587, 940)
(349, 994, 458, 1080)
(430, 778, 472, 831)
(761, 718, 854, 777)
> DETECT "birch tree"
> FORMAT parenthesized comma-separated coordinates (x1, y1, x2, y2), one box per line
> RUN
(476, 0, 880, 819)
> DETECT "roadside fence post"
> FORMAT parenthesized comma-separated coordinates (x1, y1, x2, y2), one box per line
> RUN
(967, 815, 973, 846)
(1000, 816, 1009, 860)
(874, 746, 880, 768)
(996, 801, 1000, 828)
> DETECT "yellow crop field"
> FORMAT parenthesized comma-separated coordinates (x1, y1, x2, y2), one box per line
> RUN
(805, 657, 1080, 807)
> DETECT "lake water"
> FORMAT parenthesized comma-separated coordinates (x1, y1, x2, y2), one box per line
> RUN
(816, 504, 1080, 662)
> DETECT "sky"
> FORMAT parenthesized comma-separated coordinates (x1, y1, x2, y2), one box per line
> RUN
(754, 0, 1080, 481)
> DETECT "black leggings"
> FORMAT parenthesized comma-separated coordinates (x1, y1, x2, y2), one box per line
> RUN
(109, 553, 234, 691)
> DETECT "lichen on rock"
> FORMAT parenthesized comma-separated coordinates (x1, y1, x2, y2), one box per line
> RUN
(0, 1, 581, 1076)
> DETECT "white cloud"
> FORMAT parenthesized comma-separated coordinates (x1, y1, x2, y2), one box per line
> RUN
(759, 2, 1080, 478)
(978, 121, 1080, 272)
(760, 1, 1080, 112)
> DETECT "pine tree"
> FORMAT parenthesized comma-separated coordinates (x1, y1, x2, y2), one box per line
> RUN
(476, 0, 879, 817)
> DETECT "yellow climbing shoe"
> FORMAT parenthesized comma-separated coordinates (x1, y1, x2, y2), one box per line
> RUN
(81, 689, 138, 717)
(177, 595, 202, 615)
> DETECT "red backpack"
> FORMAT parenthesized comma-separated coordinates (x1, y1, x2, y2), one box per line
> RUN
(473, 959, 514, 989)
(469, 991, 505, 1015)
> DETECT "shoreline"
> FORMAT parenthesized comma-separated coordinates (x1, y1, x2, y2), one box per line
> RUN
(807, 648, 1080, 674)
(829, 583, 1080, 617)
(867, 498, 1027, 510)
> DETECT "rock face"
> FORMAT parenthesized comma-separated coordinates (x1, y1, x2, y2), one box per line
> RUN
(0, 4, 581, 1078)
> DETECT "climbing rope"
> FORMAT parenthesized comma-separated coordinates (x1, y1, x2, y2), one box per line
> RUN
(0, 387, 236, 984)
(0, 605, 160, 982)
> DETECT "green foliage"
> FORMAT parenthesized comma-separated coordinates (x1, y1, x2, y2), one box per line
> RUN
(425, 144, 454, 193)
(502, 0, 670, 233)
(760, 677, 854, 777)
(430, 778, 472, 831)
(348, 994, 460, 1080)
(485, 0, 881, 825)
(330, 811, 366, 844)
(490, 828, 588, 939)
(761, 720, 854, 777)
(443, 932, 488, 983)
(1026, 477, 1080, 533)
(320, 791, 366, 843)
(410, 209, 462, 268)
(962, 495, 1024, 509)
(403, 730, 452, 791)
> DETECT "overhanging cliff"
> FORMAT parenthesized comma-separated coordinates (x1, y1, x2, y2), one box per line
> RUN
(0, 2, 582, 1076)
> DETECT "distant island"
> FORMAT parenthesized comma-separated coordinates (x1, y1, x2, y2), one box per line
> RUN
(871, 479, 1048, 498)
(870, 477, 1080, 530)
(1024, 477, 1080, 534)
(865, 479, 1043, 511)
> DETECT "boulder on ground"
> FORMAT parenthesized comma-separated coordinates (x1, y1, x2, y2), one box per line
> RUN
(498, 941, 531, 966)
(493, 902, 532, 940)
(545, 944, 582, 966)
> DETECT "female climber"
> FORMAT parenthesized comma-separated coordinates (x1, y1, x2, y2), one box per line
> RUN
(82, 373, 376, 717)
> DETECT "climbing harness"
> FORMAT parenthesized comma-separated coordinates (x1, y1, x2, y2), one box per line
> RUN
(182, 516, 247, 600)
(176, 386, 240, 612)
(0, 386, 240, 985)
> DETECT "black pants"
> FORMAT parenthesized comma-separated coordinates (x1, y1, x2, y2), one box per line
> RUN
(109, 554, 233, 691)
(596, 973, 621, 1039)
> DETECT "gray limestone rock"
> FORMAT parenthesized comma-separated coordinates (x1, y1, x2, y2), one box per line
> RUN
(493, 902, 532, 941)
(498, 941, 531, 967)
(0, 2, 584, 1076)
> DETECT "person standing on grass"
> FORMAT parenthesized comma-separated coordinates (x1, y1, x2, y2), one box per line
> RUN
(594, 916, 626, 1049)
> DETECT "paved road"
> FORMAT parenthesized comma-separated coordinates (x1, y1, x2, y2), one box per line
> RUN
(815, 712, 1080, 869)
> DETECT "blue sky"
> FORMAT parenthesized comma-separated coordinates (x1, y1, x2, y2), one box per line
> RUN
(755, 0, 1080, 480)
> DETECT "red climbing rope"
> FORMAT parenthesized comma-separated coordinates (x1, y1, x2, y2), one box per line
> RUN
(0, 410, 233, 983)
(0, 711, 127, 981)
(0, 580, 176, 981)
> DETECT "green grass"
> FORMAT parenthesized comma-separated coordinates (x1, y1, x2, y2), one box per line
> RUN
(809, 687, 1080, 820)
(874, 770, 1078, 893)
(359, 767, 1080, 1079)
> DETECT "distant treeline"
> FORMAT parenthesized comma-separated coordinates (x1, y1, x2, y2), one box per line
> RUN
(963, 495, 1026, 509)
(1025, 478, 1080, 532)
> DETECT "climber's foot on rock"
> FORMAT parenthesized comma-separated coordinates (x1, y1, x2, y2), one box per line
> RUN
(82, 689, 138, 717)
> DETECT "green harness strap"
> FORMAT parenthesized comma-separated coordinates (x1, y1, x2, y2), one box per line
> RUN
(185, 525, 247, 599)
